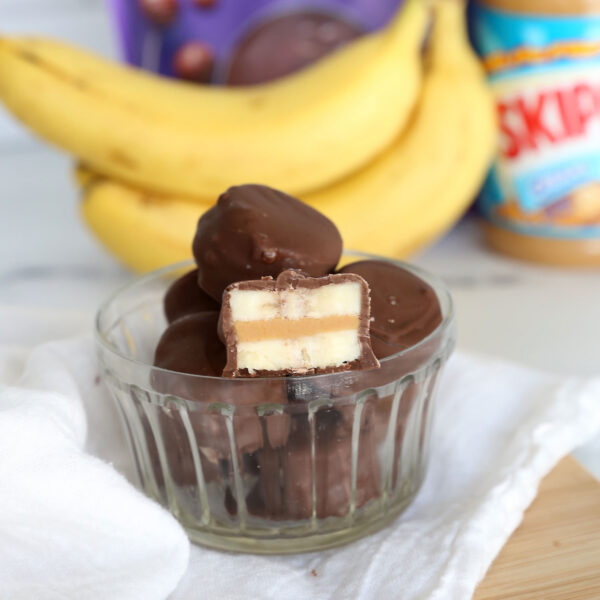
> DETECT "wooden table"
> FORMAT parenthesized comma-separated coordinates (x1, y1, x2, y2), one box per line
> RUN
(475, 457, 600, 599)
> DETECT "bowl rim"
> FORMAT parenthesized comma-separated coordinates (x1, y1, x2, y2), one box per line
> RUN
(94, 252, 455, 384)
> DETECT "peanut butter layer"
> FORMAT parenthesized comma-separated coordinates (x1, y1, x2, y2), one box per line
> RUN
(234, 315, 359, 343)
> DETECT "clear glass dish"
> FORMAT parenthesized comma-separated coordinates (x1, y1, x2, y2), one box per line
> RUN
(95, 253, 455, 554)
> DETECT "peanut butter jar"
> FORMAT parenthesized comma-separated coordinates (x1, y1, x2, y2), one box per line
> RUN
(470, 0, 600, 266)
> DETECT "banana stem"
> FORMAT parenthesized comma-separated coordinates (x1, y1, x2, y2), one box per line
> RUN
(427, 0, 473, 70)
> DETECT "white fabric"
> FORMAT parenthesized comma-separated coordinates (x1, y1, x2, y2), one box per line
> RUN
(174, 355, 600, 600)
(0, 314, 599, 600)
(0, 337, 189, 600)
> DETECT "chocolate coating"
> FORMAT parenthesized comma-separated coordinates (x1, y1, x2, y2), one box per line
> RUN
(248, 412, 380, 520)
(153, 311, 225, 376)
(164, 268, 220, 323)
(193, 184, 343, 301)
(227, 12, 362, 86)
(339, 260, 442, 358)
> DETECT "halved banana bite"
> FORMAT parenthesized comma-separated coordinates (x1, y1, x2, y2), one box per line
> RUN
(220, 270, 379, 377)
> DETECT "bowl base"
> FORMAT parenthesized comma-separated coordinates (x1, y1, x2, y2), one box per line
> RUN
(183, 493, 416, 554)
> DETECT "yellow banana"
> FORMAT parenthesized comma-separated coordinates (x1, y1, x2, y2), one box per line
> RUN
(302, 0, 497, 257)
(78, 0, 496, 272)
(0, 0, 427, 199)
(79, 172, 208, 272)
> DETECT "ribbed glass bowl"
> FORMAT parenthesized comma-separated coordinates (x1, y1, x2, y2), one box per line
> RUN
(95, 253, 455, 554)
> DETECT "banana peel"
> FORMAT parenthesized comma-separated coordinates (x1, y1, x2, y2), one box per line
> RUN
(79, 172, 208, 272)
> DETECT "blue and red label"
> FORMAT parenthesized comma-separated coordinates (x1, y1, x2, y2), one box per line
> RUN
(470, 4, 600, 239)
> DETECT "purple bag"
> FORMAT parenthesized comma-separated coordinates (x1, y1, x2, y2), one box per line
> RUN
(109, 0, 402, 85)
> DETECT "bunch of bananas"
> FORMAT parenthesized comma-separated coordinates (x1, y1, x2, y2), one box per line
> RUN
(0, 0, 496, 273)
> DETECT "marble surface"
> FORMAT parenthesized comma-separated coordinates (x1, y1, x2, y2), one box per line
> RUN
(1, 1, 599, 479)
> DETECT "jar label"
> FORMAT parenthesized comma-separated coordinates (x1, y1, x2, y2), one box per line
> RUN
(471, 5, 600, 238)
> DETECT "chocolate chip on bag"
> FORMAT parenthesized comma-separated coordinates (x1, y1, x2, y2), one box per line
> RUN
(172, 41, 215, 82)
(138, 0, 178, 26)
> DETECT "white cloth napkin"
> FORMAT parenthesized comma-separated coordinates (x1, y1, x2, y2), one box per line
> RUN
(0, 337, 189, 600)
(1, 322, 599, 600)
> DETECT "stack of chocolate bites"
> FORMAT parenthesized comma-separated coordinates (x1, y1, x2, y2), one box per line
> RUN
(152, 184, 442, 521)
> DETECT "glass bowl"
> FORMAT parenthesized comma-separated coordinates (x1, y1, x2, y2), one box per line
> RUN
(95, 253, 455, 554)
